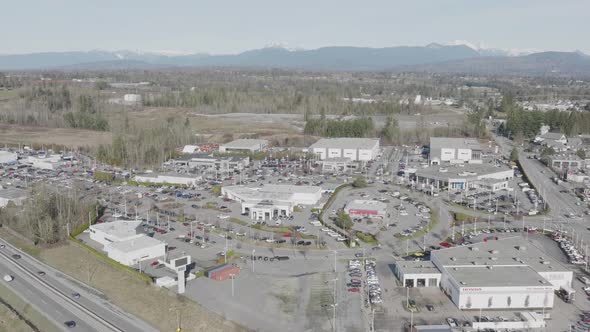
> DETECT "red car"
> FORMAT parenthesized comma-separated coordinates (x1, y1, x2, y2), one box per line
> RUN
(348, 288, 360, 293)
(283, 233, 292, 238)
(150, 261, 159, 267)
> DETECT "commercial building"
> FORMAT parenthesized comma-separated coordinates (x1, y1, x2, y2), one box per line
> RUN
(309, 138, 380, 161)
(88, 220, 165, 266)
(222, 184, 322, 220)
(393, 237, 572, 310)
(0, 188, 27, 208)
(219, 139, 269, 153)
(206, 264, 240, 281)
(344, 200, 387, 219)
(173, 153, 249, 173)
(317, 157, 357, 173)
(105, 235, 165, 266)
(429, 137, 482, 165)
(0, 151, 17, 164)
(134, 173, 202, 186)
(26, 154, 64, 170)
(415, 164, 513, 192)
(545, 153, 586, 170)
(89, 220, 143, 246)
(392, 260, 441, 288)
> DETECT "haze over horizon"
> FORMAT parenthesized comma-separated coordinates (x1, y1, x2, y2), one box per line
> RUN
(2, 0, 589, 55)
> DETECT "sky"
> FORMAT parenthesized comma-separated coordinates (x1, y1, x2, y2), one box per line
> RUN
(2, 0, 589, 55)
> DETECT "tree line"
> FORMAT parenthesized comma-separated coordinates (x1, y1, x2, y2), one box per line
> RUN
(0, 184, 96, 245)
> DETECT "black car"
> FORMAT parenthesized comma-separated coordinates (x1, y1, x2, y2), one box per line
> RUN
(296, 240, 305, 245)
(11, 254, 21, 259)
(64, 321, 76, 328)
(72, 293, 81, 299)
(37, 271, 46, 276)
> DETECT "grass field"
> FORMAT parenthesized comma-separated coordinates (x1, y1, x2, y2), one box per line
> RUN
(0, 124, 113, 148)
(0, 283, 61, 332)
(39, 243, 249, 332)
(0, 89, 18, 99)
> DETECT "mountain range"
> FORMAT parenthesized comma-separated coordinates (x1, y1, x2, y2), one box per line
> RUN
(1, 44, 590, 77)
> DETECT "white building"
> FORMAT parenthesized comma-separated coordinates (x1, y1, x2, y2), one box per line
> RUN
(219, 139, 269, 153)
(27, 154, 64, 170)
(393, 261, 441, 288)
(415, 164, 513, 192)
(222, 184, 322, 220)
(89, 220, 143, 246)
(105, 235, 165, 266)
(0, 151, 17, 164)
(134, 173, 202, 186)
(173, 153, 249, 173)
(309, 138, 380, 161)
(88, 220, 165, 266)
(344, 200, 387, 219)
(181, 145, 199, 154)
(0, 188, 27, 208)
(429, 137, 482, 165)
(394, 237, 572, 311)
(123, 94, 142, 105)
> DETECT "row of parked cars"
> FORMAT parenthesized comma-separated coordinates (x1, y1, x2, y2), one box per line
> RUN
(365, 259, 382, 304)
(553, 232, 586, 265)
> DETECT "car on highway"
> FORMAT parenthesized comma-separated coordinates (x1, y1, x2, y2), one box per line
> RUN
(72, 293, 81, 299)
(64, 321, 77, 328)
(3, 275, 14, 282)
(11, 254, 21, 259)
(0, 244, 5, 249)
(37, 271, 46, 276)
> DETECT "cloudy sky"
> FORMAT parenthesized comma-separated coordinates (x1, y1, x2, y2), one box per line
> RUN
(3, 0, 589, 54)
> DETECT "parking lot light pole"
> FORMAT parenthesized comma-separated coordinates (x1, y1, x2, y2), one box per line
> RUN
(333, 251, 337, 273)
(252, 249, 255, 273)
(230, 274, 235, 297)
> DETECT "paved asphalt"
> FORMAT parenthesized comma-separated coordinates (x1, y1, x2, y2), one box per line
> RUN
(0, 239, 158, 332)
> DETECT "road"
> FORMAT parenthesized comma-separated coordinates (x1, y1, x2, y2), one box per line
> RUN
(0, 239, 158, 332)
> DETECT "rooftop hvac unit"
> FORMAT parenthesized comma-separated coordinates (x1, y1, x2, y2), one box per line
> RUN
(470, 247, 479, 251)
(517, 246, 527, 251)
(490, 257, 498, 261)
(541, 261, 551, 265)
(487, 265, 494, 269)
(450, 257, 457, 261)
(460, 281, 467, 285)
(490, 250, 499, 254)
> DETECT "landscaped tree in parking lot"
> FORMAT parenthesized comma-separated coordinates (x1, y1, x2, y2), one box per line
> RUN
(509, 148, 519, 162)
(352, 176, 367, 188)
(335, 211, 353, 230)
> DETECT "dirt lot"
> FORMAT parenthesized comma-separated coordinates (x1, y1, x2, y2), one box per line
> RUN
(0, 124, 113, 148)
(38, 242, 250, 332)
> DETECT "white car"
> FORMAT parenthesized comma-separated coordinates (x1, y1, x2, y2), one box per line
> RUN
(3, 275, 13, 282)
(217, 215, 230, 219)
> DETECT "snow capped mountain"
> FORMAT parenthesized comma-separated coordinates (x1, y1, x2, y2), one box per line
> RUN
(442, 40, 542, 57)
(263, 42, 304, 52)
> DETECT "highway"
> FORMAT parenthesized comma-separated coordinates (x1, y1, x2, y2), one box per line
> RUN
(0, 239, 158, 332)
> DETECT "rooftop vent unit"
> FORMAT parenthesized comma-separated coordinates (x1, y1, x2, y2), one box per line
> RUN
(472, 261, 478, 265)
(517, 246, 527, 251)
(490, 250, 499, 254)
(470, 247, 479, 251)
(450, 257, 457, 261)
(460, 281, 467, 285)
(541, 261, 551, 265)
(487, 265, 494, 270)
(490, 257, 498, 261)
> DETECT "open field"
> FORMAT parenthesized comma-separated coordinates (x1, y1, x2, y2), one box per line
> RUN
(0, 283, 60, 332)
(38, 242, 249, 332)
(0, 124, 113, 148)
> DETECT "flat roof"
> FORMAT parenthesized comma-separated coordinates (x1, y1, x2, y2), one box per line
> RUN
(396, 260, 440, 275)
(222, 139, 268, 149)
(90, 220, 141, 239)
(446, 265, 549, 288)
(430, 137, 481, 150)
(346, 199, 386, 211)
(0, 188, 27, 199)
(415, 163, 512, 181)
(135, 172, 200, 179)
(223, 184, 321, 203)
(309, 138, 379, 150)
(431, 237, 569, 274)
(106, 234, 164, 253)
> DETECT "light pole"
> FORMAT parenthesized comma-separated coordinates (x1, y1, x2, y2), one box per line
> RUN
(230, 274, 235, 297)
(326, 278, 339, 332)
(252, 249, 255, 273)
(333, 250, 337, 273)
